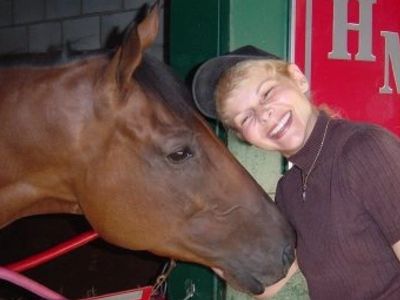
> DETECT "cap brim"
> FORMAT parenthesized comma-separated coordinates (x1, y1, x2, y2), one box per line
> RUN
(192, 49, 279, 120)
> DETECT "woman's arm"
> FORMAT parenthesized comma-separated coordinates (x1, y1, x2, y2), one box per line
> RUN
(254, 259, 299, 300)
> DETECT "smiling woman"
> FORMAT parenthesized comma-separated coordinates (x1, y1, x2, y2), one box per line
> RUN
(193, 44, 400, 300)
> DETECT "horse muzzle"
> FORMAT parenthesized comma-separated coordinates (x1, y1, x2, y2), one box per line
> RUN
(219, 241, 296, 295)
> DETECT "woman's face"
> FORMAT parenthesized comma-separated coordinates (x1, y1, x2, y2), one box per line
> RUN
(224, 63, 318, 157)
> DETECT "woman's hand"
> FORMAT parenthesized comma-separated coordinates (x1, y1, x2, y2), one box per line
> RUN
(254, 259, 299, 300)
(393, 240, 400, 261)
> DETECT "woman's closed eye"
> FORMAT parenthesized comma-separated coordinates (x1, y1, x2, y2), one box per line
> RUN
(260, 87, 274, 104)
(240, 114, 253, 127)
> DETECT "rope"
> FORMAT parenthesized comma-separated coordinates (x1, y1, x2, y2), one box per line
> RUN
(0, 265, 67, 299)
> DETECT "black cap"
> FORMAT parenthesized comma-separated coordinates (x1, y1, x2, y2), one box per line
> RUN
(192, 45, 280, 119)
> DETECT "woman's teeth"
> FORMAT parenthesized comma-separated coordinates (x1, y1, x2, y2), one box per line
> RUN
(270, 112, 291, 137)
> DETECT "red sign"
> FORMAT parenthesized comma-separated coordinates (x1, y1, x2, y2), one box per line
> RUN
(293, 0, 400, 135)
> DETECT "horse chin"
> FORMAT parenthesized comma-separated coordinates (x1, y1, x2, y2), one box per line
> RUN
(214, 264, 287, 296)
(225, 271, 265, 295)
(212, 267, 266, 295)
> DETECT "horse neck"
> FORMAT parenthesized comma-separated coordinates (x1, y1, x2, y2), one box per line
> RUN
(0, 59, 107, 227)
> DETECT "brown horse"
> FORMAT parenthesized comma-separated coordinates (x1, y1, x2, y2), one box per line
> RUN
(0, 2, 294, 295)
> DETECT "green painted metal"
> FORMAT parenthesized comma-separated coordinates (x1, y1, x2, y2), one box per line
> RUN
(168, 0, 229, 80)
(229, 0, 290, 58)
(167, 263, 225, 300)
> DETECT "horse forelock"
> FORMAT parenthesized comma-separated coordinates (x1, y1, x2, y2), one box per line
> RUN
(134, 54, 197, 122)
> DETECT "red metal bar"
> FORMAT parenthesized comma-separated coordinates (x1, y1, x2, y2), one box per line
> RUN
(5, 230, 99, 272)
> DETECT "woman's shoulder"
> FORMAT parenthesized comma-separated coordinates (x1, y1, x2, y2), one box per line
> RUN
(332, 118, 400, 161)
(333, 118, 398, 144)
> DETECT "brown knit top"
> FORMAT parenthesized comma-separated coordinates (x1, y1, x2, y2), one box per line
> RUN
(276, 112, 400, 299)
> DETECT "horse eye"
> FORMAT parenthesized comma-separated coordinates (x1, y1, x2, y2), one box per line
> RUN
(167, 146, 193, 163)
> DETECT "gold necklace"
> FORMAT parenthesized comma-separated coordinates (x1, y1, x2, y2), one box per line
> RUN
(301, 119, 331, 201)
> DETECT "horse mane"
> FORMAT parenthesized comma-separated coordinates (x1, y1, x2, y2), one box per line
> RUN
(0, 50, 197, 118)
(0, 48, 112, 68)
(135, 54, 197, 120)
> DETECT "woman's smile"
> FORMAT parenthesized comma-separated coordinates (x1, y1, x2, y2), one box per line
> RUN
(268, 111, 292, 139)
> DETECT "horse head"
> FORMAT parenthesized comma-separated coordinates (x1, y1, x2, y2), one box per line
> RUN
(0, 2, 295, 295)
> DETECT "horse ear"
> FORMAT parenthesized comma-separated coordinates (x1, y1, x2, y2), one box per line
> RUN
(106, 1, 160, 88)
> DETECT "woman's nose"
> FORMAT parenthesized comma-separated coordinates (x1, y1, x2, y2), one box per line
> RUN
(258, 108, 272, 123)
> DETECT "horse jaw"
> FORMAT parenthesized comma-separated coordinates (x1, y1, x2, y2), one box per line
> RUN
(0, 180, 82, 229)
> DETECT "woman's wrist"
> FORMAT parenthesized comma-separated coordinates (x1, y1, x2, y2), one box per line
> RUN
(254, 259, 299, 300)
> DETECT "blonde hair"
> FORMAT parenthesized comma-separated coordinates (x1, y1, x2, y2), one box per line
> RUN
(215, 59, 290, 129)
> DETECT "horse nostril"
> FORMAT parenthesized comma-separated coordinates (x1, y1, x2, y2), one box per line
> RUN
(282, 244, 295, 272)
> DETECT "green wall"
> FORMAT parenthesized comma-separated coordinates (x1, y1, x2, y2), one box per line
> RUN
(229, 0, 290, 57)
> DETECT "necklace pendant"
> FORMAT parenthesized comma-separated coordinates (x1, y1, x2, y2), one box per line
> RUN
(302, 184, 307, 201)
